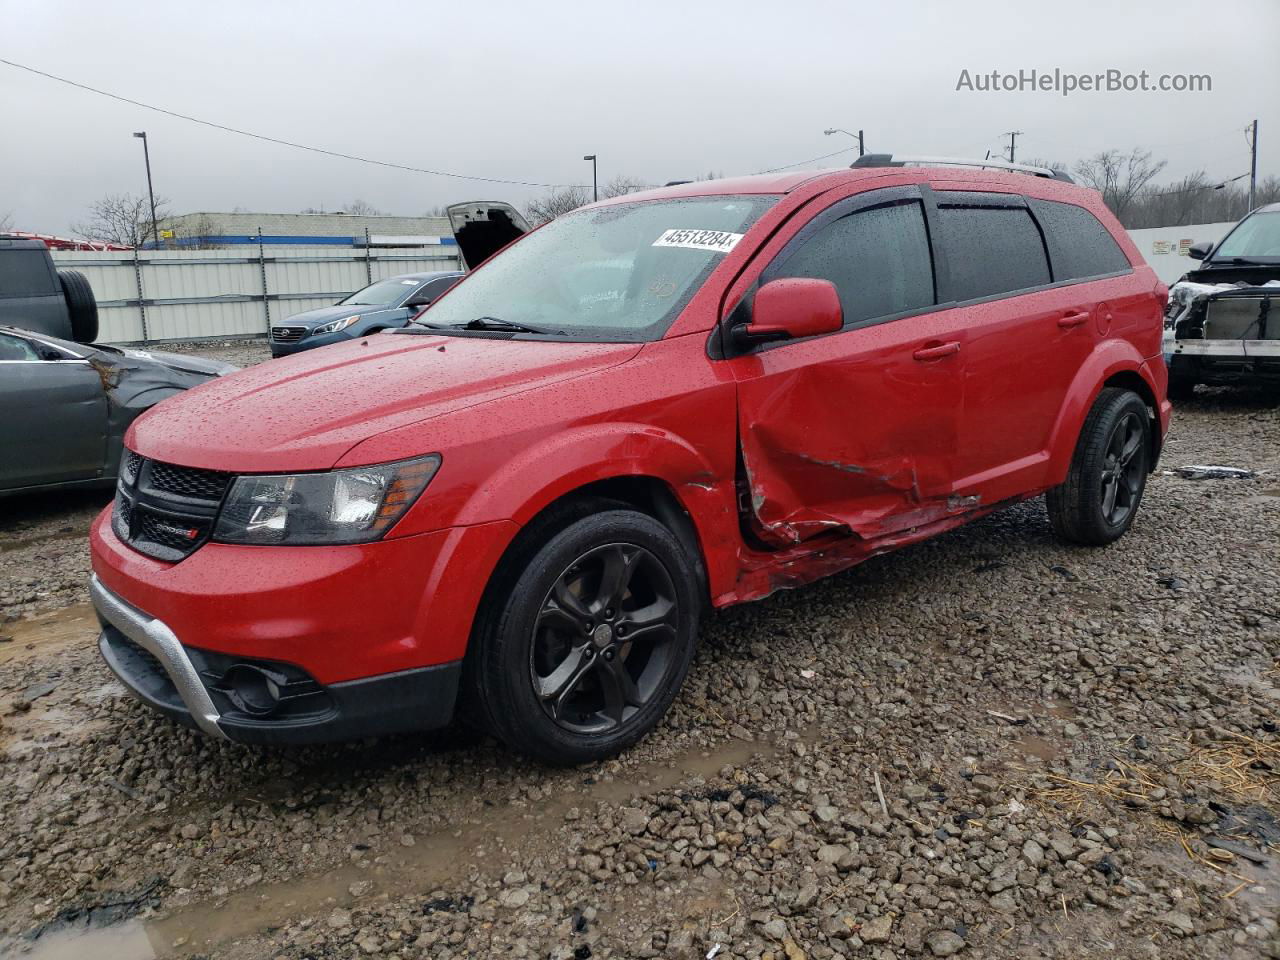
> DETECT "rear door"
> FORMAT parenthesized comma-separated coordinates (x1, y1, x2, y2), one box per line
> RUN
(0, 243, 69, 338)
(728, 186, 967, 545)
(930, 190, 1096, 501)
(0, 331, 108, 489)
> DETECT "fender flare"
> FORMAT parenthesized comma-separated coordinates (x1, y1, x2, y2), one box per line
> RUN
(1044, 341, 1162, 482)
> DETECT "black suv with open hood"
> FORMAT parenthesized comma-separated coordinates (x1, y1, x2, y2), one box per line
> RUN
(1164, 203, 1280, 399)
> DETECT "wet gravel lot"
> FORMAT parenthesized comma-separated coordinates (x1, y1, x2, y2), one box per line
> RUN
(0, 344, 1277, 960)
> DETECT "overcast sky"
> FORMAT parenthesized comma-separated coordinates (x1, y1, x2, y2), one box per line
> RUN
(3, 0, 1277, 234)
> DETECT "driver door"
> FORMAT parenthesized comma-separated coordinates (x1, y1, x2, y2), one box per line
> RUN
(0, 332, 108, 489)
(726, 186, 967, 546)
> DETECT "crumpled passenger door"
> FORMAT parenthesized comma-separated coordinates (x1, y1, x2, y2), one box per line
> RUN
(726, 187, 965, 546)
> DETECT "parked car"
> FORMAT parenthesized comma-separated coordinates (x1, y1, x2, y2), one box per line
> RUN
(90, 159, 1169, 764)
(268, 271, 464, 356)
(0, 326, 235, 496)
(0, 236, 99, 342)
(1163, 202, 1280, 399)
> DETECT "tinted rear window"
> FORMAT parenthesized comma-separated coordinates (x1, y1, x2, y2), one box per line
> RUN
(0, 249, 58, 298)
(937, 204, 1050, 302)
(1029, 199, 1131, 280)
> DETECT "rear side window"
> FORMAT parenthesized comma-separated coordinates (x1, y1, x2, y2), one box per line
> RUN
(772, 200, 934, 325)
(936, 204, 1050, 301)
(1029, 199, 1131, 280)
(0, 249, 58, 298)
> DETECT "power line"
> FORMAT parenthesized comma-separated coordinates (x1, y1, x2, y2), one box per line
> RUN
(757, 145, 859, 174)
(0, 57, 587, 189)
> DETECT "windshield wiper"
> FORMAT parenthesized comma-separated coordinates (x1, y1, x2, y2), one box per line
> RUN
(456, 316, 550, 334)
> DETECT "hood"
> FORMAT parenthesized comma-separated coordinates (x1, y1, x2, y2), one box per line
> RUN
(447, 201, 531, 270)
(282, 304, 398, 328)
(127, 333, 641, 472)
(1186, 262, 1280, 287)
(95, 345, 237, 378)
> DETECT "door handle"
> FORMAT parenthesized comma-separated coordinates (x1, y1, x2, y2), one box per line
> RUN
(912, 341, 961, 361)
(1058, 311, 1090, 329)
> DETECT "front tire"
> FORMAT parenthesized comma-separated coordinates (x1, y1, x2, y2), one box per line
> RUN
(1047, 388, 1151, 546)
(467, 504, 699, 765)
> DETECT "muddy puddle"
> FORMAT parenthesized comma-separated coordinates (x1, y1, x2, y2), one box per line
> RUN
(16, 736, 776, 959)
(0, 603, 97, 667)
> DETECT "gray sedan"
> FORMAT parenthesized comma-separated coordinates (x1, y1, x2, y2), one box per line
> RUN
(0, 326, 235, 496)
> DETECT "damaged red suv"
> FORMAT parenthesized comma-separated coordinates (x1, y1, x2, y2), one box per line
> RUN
(91, 156, 1170, 763)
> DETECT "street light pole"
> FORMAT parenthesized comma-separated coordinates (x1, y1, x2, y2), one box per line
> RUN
(823, 128, 865, 157)
(132, 132, 160, 249)
(584, 154, 598, 202)
(1248, 119, 1259, 211)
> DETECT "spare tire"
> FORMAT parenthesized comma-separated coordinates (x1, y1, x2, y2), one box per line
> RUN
(58, 270, 98, 343)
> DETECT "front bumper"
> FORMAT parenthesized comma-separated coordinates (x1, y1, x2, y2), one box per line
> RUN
(1167, 340, 1280, 385)
(92, 574, 463, 745)
(269, 329, 357, 357)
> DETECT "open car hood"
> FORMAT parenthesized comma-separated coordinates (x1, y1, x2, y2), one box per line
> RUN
(447, 201, 530, 271)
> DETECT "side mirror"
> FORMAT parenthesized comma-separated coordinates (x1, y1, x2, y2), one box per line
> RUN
(1187, 241, 1211, 261)
(405, 295, 432, 309)
(732, 277, 843, 350)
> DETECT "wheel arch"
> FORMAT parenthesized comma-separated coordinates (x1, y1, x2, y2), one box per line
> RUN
(1045, 342, 1162, 482)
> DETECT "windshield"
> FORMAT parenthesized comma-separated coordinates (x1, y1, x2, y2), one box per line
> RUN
(1212, 211, 1280, 261)
(423, 196, 777, 341)
(340, 277, 422, 306)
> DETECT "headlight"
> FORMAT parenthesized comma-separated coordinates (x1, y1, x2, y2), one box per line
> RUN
(213, 455, 440, 545)
(312, 315, 360, 336)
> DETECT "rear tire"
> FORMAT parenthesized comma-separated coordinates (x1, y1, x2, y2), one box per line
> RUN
(58, 270, 98, 343)
(1047, 388, 1151, 546)
(466, 501, 699, 765)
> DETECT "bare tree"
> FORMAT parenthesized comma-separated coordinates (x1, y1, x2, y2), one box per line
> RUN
(1073, 149, 1166, 222)
(170, 213, 226, 250)
(74, 193, 171, 248)
(0, 210, 13, 234)
(525, 175, 650, 225)
(341, 199, 384, 216)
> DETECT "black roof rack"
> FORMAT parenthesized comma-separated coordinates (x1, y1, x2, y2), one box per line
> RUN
(851, 153, 1074, 183)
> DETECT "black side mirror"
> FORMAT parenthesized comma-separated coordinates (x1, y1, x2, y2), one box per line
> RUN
(1187, 242, 1211, 261)
(405, 296, 432, 309)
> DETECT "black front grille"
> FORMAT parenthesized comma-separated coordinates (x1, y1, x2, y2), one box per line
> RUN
(148, 461, 231, 501)
(271, 326, 306, 342)
(113, 451, 231, 562)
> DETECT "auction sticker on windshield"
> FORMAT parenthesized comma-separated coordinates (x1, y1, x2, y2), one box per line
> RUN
(652, 229, 744, 253)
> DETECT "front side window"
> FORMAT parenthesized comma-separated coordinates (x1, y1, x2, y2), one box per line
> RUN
(421, 196, 777, 341)
(1211, 210, 1280, 262)
(937, 204, 1051, 301)
(341, 277, 424, 307)
(1029, 199, 1131, 280)
(771, 200, 935, 325)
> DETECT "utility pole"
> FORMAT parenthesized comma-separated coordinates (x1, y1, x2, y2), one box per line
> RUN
(1248, 119, 1259, 211)
(824, 128, 865, 157)
(584, 154, 598, 202)
(132, 132, 161, 249)
(1004, 130, 1023, 164)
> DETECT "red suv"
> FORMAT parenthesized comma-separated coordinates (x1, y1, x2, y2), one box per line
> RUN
(90, 157, 1170, 763)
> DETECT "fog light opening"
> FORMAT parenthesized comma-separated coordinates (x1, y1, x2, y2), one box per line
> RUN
(222, 664, 283, 717)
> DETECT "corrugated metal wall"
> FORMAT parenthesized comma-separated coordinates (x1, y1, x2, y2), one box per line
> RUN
(50, 246, 462, 343)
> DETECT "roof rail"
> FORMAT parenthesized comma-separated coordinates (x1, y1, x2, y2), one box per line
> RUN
(851, 153, 1074, 183)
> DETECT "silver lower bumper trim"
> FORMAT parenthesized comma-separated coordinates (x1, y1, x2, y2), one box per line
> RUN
(90, 574, 227, 740)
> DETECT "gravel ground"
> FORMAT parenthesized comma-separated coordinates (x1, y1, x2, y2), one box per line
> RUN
(0, 371, 1277, 960)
